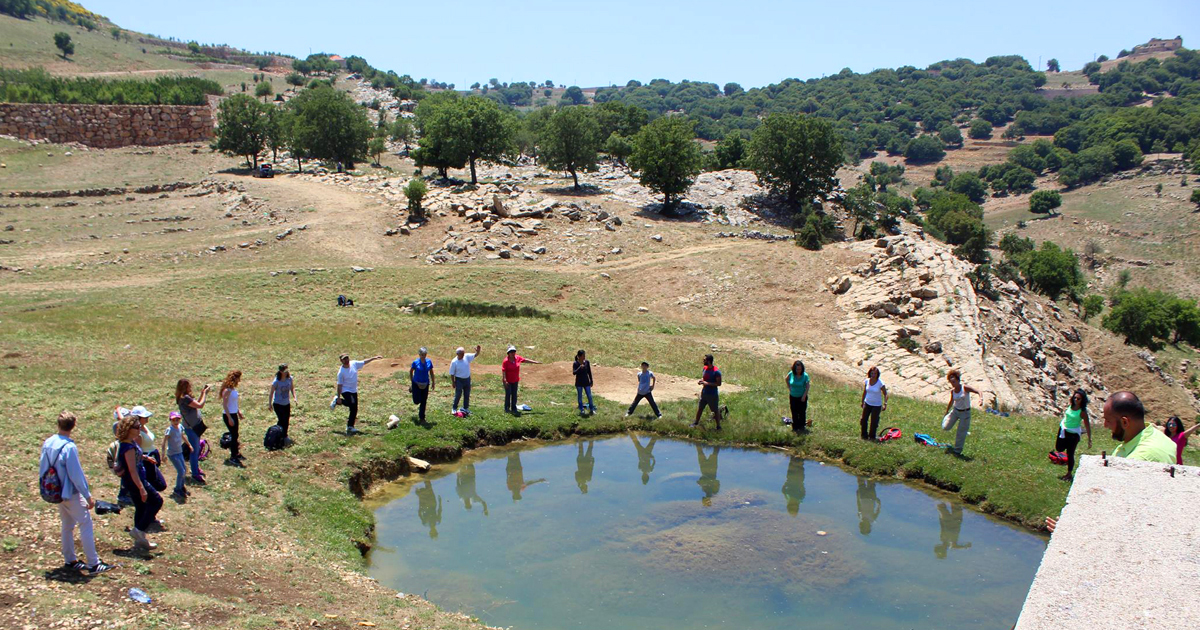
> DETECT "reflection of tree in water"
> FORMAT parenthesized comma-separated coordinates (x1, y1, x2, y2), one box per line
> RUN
(781, 457, 805, 516)
(935, 502, 973, 559)
(575, 440, 595, 494)
(617, 490, 864, 594)
(415, 480, 443, 539)
(630, 433, 657, 485)
(455, 463, 488, 516)
(695, 444, 720, 506)
(856, 478, 881, 535)
(505, 452, 546, 502)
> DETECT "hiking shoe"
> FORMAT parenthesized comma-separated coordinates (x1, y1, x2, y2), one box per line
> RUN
(65, 561, 86, 571)
(87, 562, 114, 575)
(189, 475, 206, 485)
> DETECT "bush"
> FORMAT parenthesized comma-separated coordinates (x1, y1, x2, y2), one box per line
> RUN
(999, 232, 1035, 258)
(1018, 241, 1081, 300)
(968, 119, 993, 140)
(404, 178, 428, 220)
(903, 135, 945, 164)
(2, 69, 223, 105)
(1029, 190, 1063, 214)
(1191, 189, 1200, 208)
(53, 32, 74, 59)
(1082, 294, 1105, 320)
(1102, 289, 1200, 348)
(949, 172, 987, 203)
(938, 124, 963, 147)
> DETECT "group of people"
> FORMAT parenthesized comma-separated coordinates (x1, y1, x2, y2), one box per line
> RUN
(37, 341, 1198, 574)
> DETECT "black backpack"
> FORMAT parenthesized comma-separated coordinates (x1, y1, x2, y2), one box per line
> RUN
(219, 431, 233, 450)
(263, 424, 285, 451)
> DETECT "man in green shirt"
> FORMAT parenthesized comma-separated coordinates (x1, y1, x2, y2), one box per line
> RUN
(1105, 391, 1176, 464)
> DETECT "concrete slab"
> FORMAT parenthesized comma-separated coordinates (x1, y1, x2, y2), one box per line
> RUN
(1015, 455, 1200, 630)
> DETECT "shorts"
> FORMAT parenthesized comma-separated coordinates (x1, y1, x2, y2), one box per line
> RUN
(699, 393, 719, 413)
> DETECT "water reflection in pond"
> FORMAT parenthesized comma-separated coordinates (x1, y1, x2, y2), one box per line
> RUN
(368, 435, 1046, 630)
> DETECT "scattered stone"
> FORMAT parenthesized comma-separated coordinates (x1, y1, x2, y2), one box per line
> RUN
(351, 266, 373, 273)
(924, 341, 943, 353)
(638, 306, 649, 313)
(651, 234, 663, 242)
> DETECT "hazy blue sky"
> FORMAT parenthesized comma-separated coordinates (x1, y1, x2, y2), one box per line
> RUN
(90, 0, 1199, 88)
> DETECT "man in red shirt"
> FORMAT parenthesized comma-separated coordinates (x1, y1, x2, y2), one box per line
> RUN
(502, 346, 541, 415)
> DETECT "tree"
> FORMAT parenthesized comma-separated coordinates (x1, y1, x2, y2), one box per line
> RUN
(1103, 289, 1177, 348)
(53, 32, 74, 59)
(1047, 59, 1060, 73)
(561, 85, 586, 106)
(1020, 241, 1081, 300)
(723, 82, 743, 97)
(1029, 190, 1063, 214)
(603, 133, 632, 166)
(1, 0, 35, 18)
(1111, 139, 1143, 170)
(746, 113, 843, 206)
(938, 124, 963, 147)
(949, 172, 987, 203)
(968, 119, 993, 140)
(713, 135, 746, 170)
(263, 106, 290, 164)
(1082, 294, 1105, 320)
(903, 135, 945, 164)
(214, 94, 269, 168)
(368, 136, 386, 165)
(628, 117, 703, 212)
(431, 96, 516, 184)
(843, 183, 876, 238)
(404, 178, 428, 221)
(287, 86, 372, 171)
(255, 81, 273, 102)
(389, 117, 414, 152)
(540, 106, 601, 190)
(285, 72, 305, 90)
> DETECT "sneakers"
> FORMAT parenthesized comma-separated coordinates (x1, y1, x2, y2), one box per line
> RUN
(330, 396, 339, 410)
(655, 414, 663, 419)
(64, 561, 86, 571)
(87, 562, 114, 575)
(624, 412, 632, 418)
(129, 528, 156, 550)
(346, 426, 360, 435)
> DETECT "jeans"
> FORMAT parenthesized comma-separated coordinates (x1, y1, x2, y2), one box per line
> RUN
(628, 392, 660, 417)
(1055, 429, 1082, 474)
(860, 404, 882, 440)
(223, 413, 241, 459)
(412, 382, 429, 421)
(504, 382, 519, 412)
(941, 408, 971, 452)
(124, 481, 163, 533)
(183, 425, 202, 477)
(453, 376, 471, 410)
(789, 396, 808, 432)
(272, 403, 291, 437)
(341, 392, 359, 427)
(576, 386, 595, 412)
(58, 493, 99, 567)
(168, 453, 186, 494)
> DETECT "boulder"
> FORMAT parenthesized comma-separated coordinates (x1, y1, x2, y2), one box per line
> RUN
(492, 195, 509, 217)
(405, 456, 431, 473)
(924, 341, 943, 353)
(910, 287, 938, 300)
(830, 276, 852, 295)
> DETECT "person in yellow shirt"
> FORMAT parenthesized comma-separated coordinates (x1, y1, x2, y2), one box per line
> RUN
(1104, 391, 1176, 464)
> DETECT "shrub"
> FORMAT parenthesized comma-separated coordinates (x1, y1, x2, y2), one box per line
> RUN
(1029, 190, 1063, 214)
(968, 119, 993, 140)
(1082, 294, 1105, 320)
(0, 68, 222, 105)
(404, 178, 428, 220)
(938, 124, 963, 147)
(949, 172, 987, 203)
(903, 135, 945, 164)
(1191, 189, 1200, 208)
(1018, 241, 1081, 300)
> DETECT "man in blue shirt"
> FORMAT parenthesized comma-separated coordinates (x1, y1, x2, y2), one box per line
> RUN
(692, 354, 724, 430)
(409, 347, 435, 424)
(39, 412, 112, 574)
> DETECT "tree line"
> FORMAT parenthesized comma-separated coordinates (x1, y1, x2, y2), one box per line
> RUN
(0, 67, 222, 105)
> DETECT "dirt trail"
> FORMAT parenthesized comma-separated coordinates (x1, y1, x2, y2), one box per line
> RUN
(359, 359, 744, 403)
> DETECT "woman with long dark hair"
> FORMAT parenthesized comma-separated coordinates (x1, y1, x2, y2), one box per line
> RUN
(786, 360, 810, 432)
(573, 350, 595, 416)
(859, 366, 887, 441)
(268, 364, 296, 441)
(1055, 389, 1092, 480)
(1163, 416, 1199, 465)
(175, 378, 210, 484)
(219, 370, 244, 465)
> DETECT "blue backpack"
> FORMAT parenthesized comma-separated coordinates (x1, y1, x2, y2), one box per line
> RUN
(914, 433, 943, 447)
(40, 447, 64, 504)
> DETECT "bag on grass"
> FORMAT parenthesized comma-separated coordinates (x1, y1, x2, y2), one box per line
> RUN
(197, 438, 210, 461)
(219, 432, 233, 450)
(40, 448, 65, 504)
(1049, 451, 1068, 465)
(877, 427, 902, 443)
(94, 500, 122, 515)
(914, 433, 941, 447)
(263, 425, 285, 451)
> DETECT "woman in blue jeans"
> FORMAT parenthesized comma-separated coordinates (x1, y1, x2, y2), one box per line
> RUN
(163, 412, 188, 500)
(175, 378, 210, 484)
(573, 350, 596, 415)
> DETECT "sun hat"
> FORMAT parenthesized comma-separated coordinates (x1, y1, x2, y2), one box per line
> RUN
(507, 345, 517, 353)
(339, 353, 349, 361)
(129, 405, 153, 418)
(169, 411, 182, 420)
(113, 407, 130, 419)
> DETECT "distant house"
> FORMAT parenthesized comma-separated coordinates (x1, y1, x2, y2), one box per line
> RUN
(328, 55, 348, 69)
(1131, 37, 1183, 55)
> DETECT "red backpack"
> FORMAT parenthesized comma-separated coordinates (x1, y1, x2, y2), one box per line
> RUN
(877, 427, 902, 442)
(1048, 451, 1068, 465)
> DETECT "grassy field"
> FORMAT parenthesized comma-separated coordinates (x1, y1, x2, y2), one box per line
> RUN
(0, 14, 194, 74)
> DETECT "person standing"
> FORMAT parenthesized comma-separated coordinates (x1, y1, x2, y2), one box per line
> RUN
(268, 364, 296, 441)
(695, 444, 721, 506)
(859, 366, 888, 441)
(1054, 389, 1092, 480)
(501, 346, 540, 415)
(781, 456, 805, 516)
(1105, 391, 1177, 463)
(940, 370, 981, 455)
(1163, 416, 1199, 465)
(336, 353, 383, 435)
(40, 412, 112, 574)
(574, 440, 595, 493)
(573, 350, 596, 416)
(219, 371, 244, 465)
(630, 433, 657, 484)
(856, 477, 881, 535)
(626, 362, 662, 419)
(409, 348, 435, 424)
(786, 360, 811, 432)
(449, 345, 480, 415)
(175, 379, 210, 484)
(163, 412, 188, 500)
(692, 354, 723, 430)
(114, 415, 162, 552)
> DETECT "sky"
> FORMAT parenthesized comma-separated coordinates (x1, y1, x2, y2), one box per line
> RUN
(89, 0, 1200, 88)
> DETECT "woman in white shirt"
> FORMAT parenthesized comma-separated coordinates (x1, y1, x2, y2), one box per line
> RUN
(859, 366, 888, 440)
(220, 370, 244, 465)
(942, 369, 982, 455)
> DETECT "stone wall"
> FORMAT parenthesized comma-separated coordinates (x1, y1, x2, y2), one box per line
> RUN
(0, 103, 212, 148)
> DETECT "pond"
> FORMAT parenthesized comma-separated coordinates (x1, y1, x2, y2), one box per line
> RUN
(367, 436, 1046, 630)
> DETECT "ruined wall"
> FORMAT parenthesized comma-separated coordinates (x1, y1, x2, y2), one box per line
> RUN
(0, 103, 212, 148)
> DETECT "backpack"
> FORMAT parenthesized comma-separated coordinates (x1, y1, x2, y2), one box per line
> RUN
(40, 447, 65, 504)
(219, 432, 233, 450)
(914, 433, 942, 447)
(337, 294, 347, 306)
(1049, 451, 1068, 465)
(877, 427, 902, 442)
(197, 438, 210, 461)
(264, 424, 285, 451)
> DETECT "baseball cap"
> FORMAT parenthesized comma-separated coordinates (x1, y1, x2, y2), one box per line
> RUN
(169, 411, 182, 420)
(507, 345, 517, 353)
(339, 353, 349, 361)
(456, 347, 465, 354)
(113, 407, 130, 419)
(129, 405, 153, 418)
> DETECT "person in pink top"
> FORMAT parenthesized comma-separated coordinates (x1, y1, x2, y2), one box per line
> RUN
(1162, 416, 1199, 465)
(501, 346, 540, 415)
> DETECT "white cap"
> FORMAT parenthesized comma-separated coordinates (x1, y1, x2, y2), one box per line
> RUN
(129, 405, 153, 418)
(113, 407, 130, 419)
(507, 345, 517, 353)
(456, 347, 465, 354)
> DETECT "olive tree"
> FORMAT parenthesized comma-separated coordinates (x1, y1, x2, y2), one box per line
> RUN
(628, 117, 703, 212)
(539, 106, 601, 189)
(287, 86, 372, 171)
(746, 113, 843, 205)
(214, 94, 269, 168)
